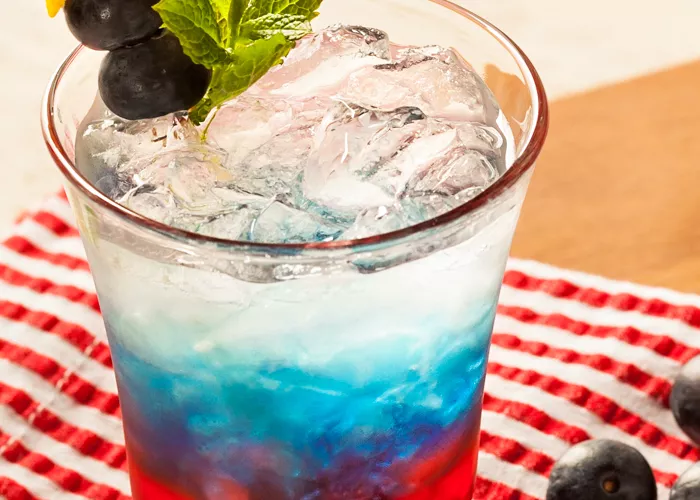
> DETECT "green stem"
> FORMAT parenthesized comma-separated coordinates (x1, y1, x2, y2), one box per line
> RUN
(200, 106, 221, 142)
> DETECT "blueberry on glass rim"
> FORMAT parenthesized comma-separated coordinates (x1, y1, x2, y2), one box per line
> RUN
(546, 439, 657, 500)
(64, 0, 163, 51)
(49, 0, 318, 123)
(99, 31, 212, 120)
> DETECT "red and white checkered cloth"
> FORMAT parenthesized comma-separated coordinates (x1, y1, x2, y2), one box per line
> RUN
(0, 192, 698, 500)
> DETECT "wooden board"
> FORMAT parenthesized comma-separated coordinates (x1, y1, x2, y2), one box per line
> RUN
(512, 60, 700, 293)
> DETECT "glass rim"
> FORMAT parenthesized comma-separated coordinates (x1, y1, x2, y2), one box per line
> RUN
(41, 0, 549, 253)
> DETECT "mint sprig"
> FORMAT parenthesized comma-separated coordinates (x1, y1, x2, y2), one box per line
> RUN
(191, 34, 294, 124)
(154, 0, 323, 125)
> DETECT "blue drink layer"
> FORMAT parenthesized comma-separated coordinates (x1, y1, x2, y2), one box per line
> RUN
(106, 303, 495, 498)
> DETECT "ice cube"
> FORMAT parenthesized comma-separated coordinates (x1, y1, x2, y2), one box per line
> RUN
(299, 104, 429, 222)
(342, 46, 500, 123)
(341, 205, 412, 241)
(299, 100, 503, 230)
(230, 125, 316, 200)
(75, 24, 512, 250)
(252, 25, 391, 97)
(77, 107, 204, 199)
(405, 149, 500, 198)
(117, 143, 229, 219)
(205, 96, 298, 166)
(249, 201, 344, 244)
(121, 187, 177, 226)
(341, 195, 461, 241)
(202, 96, 328, 203)
(194, 208, 261, 241)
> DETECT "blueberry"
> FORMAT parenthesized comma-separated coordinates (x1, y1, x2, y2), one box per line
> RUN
(546, 439, 657, 500)
(64, 0, 163, 51)
(671, 463, 700, 500)
(99, 32, 212, 120)
(671, 356, 700, 445)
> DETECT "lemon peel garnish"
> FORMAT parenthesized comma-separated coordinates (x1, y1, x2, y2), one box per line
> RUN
(46, 0, 66, 18)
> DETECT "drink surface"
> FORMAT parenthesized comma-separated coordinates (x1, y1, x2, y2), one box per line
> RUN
(76, 25, 510, 244)
(76, 24, 517, 500)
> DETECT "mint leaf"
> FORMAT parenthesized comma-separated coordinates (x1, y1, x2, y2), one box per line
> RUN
(154, 0, 231, 68)
(242, 0, 323, 22)
(210, 0, 232, 20)
(210, 0, 234, 41)
(190, 34, 294, 124)
(227, 0, 247, 38)
(241, 13, 311, 41)
(154, 0, 324, 125)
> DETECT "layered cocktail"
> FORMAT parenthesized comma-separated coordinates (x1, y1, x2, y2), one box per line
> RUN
(43, 1, 548, 498)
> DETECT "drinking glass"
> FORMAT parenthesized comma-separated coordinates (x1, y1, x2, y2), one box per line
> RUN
(42, 1, 548, 498)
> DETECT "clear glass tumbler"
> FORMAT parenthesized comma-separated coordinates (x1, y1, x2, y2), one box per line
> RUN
(42, 1, 548, 498)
